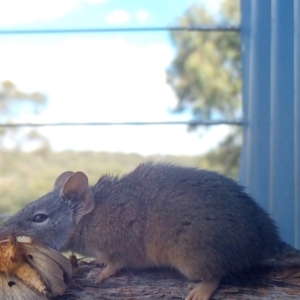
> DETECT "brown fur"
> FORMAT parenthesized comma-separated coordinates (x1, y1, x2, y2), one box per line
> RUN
(0, 162, 283, 300)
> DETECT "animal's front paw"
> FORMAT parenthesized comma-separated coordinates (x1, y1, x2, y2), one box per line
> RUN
(185, 279, 220, 300)
(87, 263, 121, 284)
(87, 268, 105, 283)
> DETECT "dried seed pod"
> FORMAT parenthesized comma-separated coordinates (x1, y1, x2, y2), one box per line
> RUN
(15, 260, 51, 297)
(0, 236, 72, 299)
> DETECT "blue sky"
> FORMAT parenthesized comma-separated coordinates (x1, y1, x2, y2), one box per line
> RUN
(0, 0, 230, 156)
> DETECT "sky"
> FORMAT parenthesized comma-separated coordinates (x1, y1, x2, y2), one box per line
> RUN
(0, 0, 231, 156)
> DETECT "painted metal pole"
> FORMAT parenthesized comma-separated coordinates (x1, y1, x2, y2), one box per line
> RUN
(294, 0, 300, 248)
(239, 0, 251, 186)
(270, 0, 295, 245)
(246, 0, 271, 212)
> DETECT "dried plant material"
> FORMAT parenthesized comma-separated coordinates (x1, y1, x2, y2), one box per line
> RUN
(69, 253, 79, 270)
(0, 236, 72, 299)
(69, 253, 87, 270)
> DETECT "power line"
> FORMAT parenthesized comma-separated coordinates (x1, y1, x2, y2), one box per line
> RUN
(0, 25, 240, 35)
(0, 120, 242, 128)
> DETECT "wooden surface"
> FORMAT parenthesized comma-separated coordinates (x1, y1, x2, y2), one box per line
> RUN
(58, 258, 300, 300)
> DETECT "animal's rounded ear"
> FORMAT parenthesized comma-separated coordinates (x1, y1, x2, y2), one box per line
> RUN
(54, 171, 74, 190)
(60, 171, 95, 224)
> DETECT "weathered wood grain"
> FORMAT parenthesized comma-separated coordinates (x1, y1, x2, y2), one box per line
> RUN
(58, 257, 300, 300)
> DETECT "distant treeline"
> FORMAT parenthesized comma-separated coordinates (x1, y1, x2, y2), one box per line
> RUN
(0, 149, 239, 214)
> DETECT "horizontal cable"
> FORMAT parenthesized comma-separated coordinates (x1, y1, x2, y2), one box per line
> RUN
(0, 25, 240, 35)
(0, 120, 242, 127)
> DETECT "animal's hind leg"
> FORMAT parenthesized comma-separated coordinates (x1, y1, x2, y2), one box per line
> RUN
(175, 261, 221, 300)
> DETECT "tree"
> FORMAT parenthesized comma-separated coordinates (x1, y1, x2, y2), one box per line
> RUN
(167, 0, 241, 178)
(0, 80, 47, 150)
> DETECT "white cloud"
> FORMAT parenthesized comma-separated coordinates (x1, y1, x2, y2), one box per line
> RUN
(0, 0, 107, 26)
(136, 10, 149, 24)
(105, 9, 131, 25)
(0, 36, 226, 155)
(86, 0, 107, 3)
(105, 9, 150, 26)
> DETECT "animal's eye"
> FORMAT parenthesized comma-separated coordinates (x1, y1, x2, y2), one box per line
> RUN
(32, 214, 48, 223)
